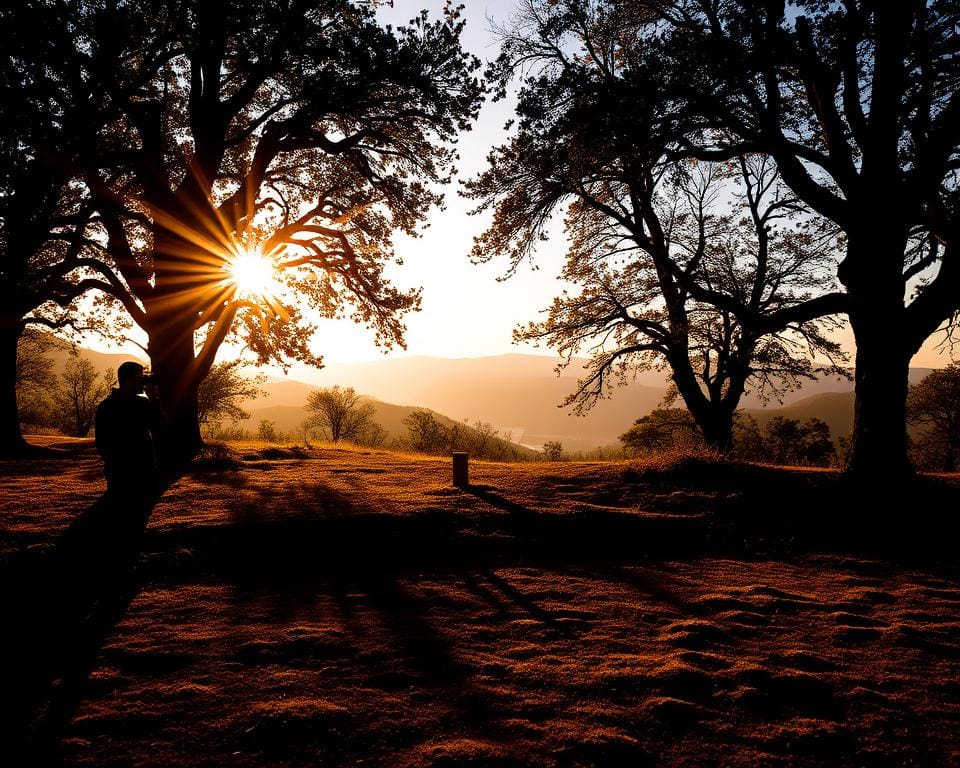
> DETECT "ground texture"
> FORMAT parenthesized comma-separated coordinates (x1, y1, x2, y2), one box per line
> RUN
(2, 439, 959, 767)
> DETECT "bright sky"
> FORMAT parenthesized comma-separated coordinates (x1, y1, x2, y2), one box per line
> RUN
(305, 0, 568, 364)
(90, 0, 956, 371)
(292, 0, 959, 371)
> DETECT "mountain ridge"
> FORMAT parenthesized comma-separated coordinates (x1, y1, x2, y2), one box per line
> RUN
(35, 341, 937, 451)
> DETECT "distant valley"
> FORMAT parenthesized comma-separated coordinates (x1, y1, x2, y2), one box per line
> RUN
(245, 355, 930, 451)
(49, 345, 933, 452)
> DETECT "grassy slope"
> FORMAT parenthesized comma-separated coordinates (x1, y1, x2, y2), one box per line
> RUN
(245, 402, 542, 458)
(2, 441, 959, 766)
(36, 340, 939, 450)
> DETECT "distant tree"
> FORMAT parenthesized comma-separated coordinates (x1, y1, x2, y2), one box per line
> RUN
(257, 420, 278, 443)
(619, 409, 702, 456)
(197, 360, 265, 425)
(15, 330, 60, 428)
(764, 417, 835, 467)
(15, 330, 60, 394)
(796, 419, 835, 467)
(49, 0, 483, 463)
(541, 441, 564, 461)
(763, 418, 803, 465)
(402, 409, 449, 454)
(464, 421, 499, 458)
(298, 419, 314, 449)
(358, 421, 388, 449)
(731, 412, 767, 462)
(306, 386, 377, 444)
(468, 4, 848, 452)
(54, 352, 111, 437)
(908, 365, 960, 472)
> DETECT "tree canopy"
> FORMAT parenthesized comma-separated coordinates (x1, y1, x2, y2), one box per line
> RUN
(467, 0, 847, 449)
(35, 0, 485, 459)
(623, 0, 960, 476)
(908, 364, 960, 472)
(305, 385, 377, 443)
(0, 1, 125, 454)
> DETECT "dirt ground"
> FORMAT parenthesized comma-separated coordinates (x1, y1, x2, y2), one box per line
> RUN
(2, 439, 959, 766)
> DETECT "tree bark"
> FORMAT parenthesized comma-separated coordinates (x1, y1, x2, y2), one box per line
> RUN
(147, 322, 204, 468)
(846, 328, 912, 478)
(143, 192, 226, 466)
(669, 358, 736, 452)
(841, 232, 913, 480)
(698, 411, 734, 453)
(0, 318, 28, 458)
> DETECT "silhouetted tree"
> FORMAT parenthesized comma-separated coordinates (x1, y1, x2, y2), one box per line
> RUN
(0, 1, 128, 455)
(402, 409, 449, 454)
(764, 416, 834, 466)
(617, 406, 835, 466)
(541, 440, 565, 461)
(306, 386, 377, 444)
(731, 412, 766, 462)
(797, 418, 835, 467)
(908, 364, 960, 472)
(619, 409, 702, 455)
(467, 3, 846, 451)
(257, 419, 278, 443)
(197, 360, 264, 425)
(53, 1, 482, 462)
(624, 0, 960, 477)
(54, 352, 111, 437)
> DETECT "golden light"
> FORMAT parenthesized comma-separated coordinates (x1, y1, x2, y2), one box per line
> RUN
(224, 247, 282, 301)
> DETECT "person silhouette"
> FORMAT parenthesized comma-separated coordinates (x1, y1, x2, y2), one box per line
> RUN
(94, 361, 165, 504)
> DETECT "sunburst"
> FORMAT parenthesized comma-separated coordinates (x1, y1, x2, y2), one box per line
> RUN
(225, 247, 282, 301)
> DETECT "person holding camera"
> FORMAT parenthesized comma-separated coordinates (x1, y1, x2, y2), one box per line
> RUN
(94, 361, 166, 503)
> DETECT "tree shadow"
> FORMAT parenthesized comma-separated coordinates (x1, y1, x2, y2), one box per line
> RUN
(7, 467, 959, 762)
(0, 477, 174, 763)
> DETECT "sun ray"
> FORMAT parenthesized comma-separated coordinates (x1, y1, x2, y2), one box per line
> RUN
(223, 247, 283, 302)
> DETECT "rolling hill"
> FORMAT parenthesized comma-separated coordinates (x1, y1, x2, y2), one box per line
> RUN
(30, 339, 942, 450)
(245, 397, 542, 458)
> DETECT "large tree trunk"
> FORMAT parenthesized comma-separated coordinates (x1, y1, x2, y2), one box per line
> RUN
(0, 318, 28, 458)
(669, 362, 736, 452)
(145, 190, 228, 466)
(698, 411, 734, 453)
(845, 325, 912, 478)
(841, 231, 913, 480)
(147, 323, 204, 468)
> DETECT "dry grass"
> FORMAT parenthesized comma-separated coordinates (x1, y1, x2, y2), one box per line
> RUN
(2, 439, 959, 766)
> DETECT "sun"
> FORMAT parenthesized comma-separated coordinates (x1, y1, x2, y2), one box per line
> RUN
(225, 247, 282, 301)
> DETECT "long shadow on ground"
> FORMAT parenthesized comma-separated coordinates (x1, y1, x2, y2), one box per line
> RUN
(141, 469, 960, 590)
(0, 477, 175, 763)
(109, 472, 960, 766)
(4, 458, 960, 764)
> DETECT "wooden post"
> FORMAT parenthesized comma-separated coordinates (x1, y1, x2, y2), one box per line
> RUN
(452, 452, 469, 487)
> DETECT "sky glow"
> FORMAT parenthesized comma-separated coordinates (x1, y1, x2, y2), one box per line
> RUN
(87, 0, 956, 371)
